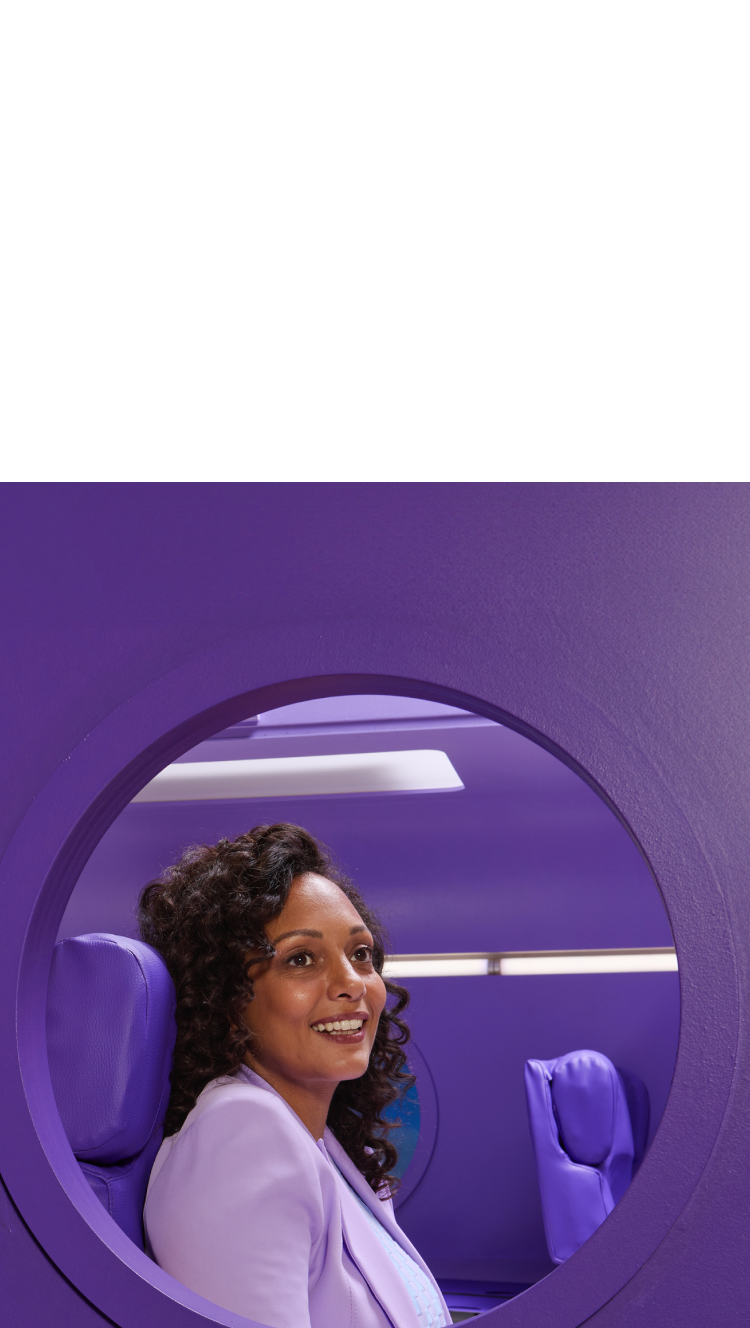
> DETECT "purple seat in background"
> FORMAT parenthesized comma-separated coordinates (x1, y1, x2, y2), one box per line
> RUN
(46, 934, 176, 1249)
(524, 1049, 650, 1265)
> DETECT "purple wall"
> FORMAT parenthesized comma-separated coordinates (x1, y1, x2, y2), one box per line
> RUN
(0, 482, 748, 1327)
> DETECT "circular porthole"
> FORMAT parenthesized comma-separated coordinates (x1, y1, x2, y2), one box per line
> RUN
(20, 685, 679, 1328)
(0, 661, 727, 1328)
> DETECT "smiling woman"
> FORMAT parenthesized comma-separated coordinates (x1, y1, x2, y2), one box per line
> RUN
(138, 822, 450, 1328)
(242, 876, 388, 1144)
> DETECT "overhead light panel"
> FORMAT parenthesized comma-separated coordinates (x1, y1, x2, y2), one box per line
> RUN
(133, 749, 463, 803)
(498, 950, 678, 976)
(385, 957, 490, 978)
(382, 949, 678, 978)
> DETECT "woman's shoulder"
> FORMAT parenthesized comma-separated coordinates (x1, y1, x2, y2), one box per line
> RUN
(174, 1067, 315, 1155)
(147, 1068, 328, 1208)
(182, 1066, 276, 1115)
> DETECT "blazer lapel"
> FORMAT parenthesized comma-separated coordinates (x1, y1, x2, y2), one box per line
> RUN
(323, 1132, 450, 1328)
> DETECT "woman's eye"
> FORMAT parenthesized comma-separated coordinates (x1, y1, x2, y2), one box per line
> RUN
(352, 946, 373, 963)
(287, 951, 314, 968)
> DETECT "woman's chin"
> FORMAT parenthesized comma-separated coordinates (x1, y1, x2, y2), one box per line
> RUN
(319, 1048, 371, 1080)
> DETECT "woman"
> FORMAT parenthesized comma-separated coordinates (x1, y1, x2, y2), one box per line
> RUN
(139, 822, 449, 1328)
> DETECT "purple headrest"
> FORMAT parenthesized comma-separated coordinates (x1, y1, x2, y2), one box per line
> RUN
(550, 1050, 621, 1166)
(525, 1048, 637, 1263)
(47, 934, 176, 1164)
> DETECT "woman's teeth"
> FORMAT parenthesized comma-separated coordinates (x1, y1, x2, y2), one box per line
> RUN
(312, 1019, 364, 1034)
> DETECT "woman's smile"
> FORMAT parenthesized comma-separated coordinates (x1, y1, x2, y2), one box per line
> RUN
(311, 1013, 369, 1041)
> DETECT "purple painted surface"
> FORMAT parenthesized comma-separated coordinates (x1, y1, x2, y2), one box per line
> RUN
(0, 1175, 119, 1328)
(0, 482, 748, 1326)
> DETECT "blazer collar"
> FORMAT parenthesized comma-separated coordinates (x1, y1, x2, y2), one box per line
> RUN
(323, 1130, 450, 1328)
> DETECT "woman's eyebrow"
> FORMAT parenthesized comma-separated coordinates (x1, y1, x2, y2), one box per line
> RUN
(270, 924, 370, 945)
(270, 928, 324, 945)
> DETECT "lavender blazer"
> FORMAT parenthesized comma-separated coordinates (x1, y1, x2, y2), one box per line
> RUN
(144, 1066, 449, 1328)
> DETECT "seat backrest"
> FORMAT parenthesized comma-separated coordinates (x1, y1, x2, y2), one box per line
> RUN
(525, 1049, 643, 1264)
(47, 933, 176, 1249)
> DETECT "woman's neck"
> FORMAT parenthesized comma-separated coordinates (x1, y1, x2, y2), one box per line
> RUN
(243, 1055, 336, 1140)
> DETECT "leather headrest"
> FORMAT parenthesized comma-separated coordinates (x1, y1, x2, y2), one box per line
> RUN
(47, 934, 176, 1164)
(550, 1049, 621, 1166)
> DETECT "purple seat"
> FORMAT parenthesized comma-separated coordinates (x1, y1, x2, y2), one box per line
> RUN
(524, 1049, 650, 1264)
(46, 934, 176, 1249)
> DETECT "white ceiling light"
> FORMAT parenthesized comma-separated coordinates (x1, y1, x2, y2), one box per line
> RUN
(132, 749, 463, 803)
(384, 957, 490, 978)
(382, 949, 678, 979)
(498, 951, 678, 976)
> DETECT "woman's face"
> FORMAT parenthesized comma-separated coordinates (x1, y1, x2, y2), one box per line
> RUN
(243, 872, 387, 1096)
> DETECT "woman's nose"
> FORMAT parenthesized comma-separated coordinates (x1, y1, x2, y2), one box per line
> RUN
(328, 954, 366, 998)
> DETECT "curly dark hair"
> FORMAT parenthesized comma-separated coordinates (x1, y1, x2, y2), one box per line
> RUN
(138, 822, 413, 1195)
